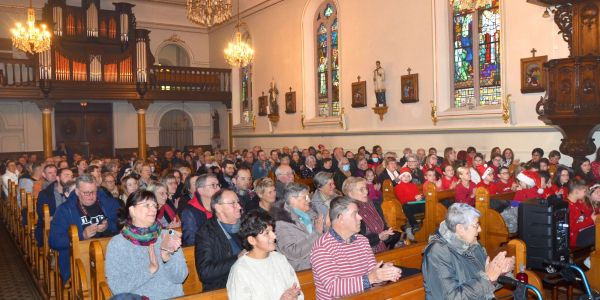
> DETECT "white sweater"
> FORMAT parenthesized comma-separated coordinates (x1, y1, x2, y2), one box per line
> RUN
(227, 251, 304, 300)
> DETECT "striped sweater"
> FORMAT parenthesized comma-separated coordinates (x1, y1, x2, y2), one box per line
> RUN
(310, 229, 376, 300)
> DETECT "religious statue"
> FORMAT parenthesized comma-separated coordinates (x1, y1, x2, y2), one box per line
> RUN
(212, 110, 220, 139)
(373, 61, 386, 107)
(268, 79, 279, 116)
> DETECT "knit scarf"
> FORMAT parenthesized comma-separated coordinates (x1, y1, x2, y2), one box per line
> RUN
(293, 208, 314, 233)
(121, 221, 162, 246)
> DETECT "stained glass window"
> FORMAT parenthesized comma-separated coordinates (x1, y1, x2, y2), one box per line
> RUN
(240, 64, 252, 123)
(315, 1, 339, 117)
(452, 0, 501, 108)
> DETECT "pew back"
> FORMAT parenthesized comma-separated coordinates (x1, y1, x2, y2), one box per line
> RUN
(182, 246, 203, 295)
(475, 187, 515, 256)
(415, 183, 452, 242)
(381, 180, 406, 229)
(69, 225, 111, 300)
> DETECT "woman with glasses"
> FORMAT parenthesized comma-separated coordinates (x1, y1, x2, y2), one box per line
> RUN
(271, 182, 326, 271)
(105, 190, 188, 299)
(423, 203, 514, 299)
(147, 182, 180, 229)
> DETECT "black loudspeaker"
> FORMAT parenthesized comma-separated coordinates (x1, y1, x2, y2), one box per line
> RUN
(518, 199, 569, 271)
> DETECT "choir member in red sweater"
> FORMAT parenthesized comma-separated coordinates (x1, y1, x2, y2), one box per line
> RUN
(475, 164, 497, 196)
(394, 167, 424, 240)
(495, 167, 517, 193)
(514, 170, 544, 202)
(424, 169, 442, 190)
(455, 167, 476, 206)
(567, 182, 596, 248)
(421, 154, 442, 177)
(440, 165, 458, 191)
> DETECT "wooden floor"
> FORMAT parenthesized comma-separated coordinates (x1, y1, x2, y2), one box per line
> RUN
(0, 223, 42, 300)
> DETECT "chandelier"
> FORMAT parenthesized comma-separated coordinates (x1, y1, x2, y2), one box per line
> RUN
(187, 0, 232, 28)
(224, 1, 254, 68)
(10, 0, 51, 54)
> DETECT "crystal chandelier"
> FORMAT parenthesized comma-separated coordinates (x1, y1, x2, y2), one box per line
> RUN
(187, 0, 232, 28)
(10, 0, 51, 54)
(224, 1, 254, 68)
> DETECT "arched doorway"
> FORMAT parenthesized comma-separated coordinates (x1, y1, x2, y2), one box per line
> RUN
(159, 110, 193, 150)
(157, 44, 190, 67)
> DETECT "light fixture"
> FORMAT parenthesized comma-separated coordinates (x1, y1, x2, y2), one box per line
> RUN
(10, 0, 51, 54)
(187, 0, 232, 28)
(542, 7, 551, 18)
(224, 0, 254, 68)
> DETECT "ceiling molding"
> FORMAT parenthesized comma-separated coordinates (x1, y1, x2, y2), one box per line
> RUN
(137, 21, 209, 34)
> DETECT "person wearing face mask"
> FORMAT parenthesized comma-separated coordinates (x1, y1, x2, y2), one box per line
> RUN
(333, 158, 352, 191)
(35, 167, 74, 247)
(195, 189, 245, 291)
(227, 211, 303, 300)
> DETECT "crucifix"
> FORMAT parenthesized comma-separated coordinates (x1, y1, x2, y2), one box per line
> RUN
(407, 67, 412, 75)
(530, 48, 537, 57)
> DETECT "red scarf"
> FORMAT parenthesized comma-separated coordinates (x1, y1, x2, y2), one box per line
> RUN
(157, 200, 177, 224)
(189, 192, 213, 219)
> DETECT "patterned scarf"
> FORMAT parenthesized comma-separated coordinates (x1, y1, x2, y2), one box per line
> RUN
(121, 221, 162, 246)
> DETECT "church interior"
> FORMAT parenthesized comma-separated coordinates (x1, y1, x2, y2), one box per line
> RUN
(1, 0, 600, 299)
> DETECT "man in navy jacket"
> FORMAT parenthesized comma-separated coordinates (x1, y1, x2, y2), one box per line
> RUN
(35, 167, 73, 247)
(49, 174, 120, 283)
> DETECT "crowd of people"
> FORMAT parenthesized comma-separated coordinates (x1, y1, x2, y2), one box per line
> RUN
(1, 143, 599, 299)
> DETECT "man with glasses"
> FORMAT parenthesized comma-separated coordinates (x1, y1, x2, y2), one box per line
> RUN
(275, 165, 295, 202)
(406, 154, 424, 185)
(181, 173, 221, 246)
(49, 174, 120, 283)
(195, 189, 244, 291)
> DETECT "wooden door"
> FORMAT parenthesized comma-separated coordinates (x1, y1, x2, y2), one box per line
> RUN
(55, 103, 114, 157)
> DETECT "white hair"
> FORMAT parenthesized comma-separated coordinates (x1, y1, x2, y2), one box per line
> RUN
(445, 203, 480, 232)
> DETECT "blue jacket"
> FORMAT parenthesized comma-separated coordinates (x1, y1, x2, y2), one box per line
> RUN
(35, 182, 61, 247)
(49, 191, 120, 283)
(180, 192, 211, 247)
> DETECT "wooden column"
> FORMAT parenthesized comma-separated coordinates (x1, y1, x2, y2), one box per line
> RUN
(130, 100, 152, 161)
(228, 109, 233, 152)
(35, 101, 55, 159)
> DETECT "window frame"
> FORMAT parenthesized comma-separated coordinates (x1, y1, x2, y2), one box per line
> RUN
(314, 1, 340, 117)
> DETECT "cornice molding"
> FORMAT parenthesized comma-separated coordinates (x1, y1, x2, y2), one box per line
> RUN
(136, 21, 209, 34)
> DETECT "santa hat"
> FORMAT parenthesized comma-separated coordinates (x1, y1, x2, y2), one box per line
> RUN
(517, 170, 544, 194)
(476, 164, 494, 181)
(399, 167, 412, 179)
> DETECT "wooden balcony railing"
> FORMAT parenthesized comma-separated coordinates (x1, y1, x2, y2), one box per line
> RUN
(148, 66, 231, 93)
(0, 58, 36, 87)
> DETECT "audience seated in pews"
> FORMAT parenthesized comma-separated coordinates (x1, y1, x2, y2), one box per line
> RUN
(567, 181, 596, 249)
(49, 174, 120, 283)
(394, 167, 425, 240)
(310, 196, 401, 300)
(310, 171, 340, 218)
(245, 177, 275, 214)
(422, 203, 515, 300)
(232, 167, 255, 211)
(227, 210, 303, 299)
(272, 183, 325, 271)
(378, 158, 400, 187)
(146, 182, 180, 229)
(105, 190, 187, 298)
(275, 165, 295, 202)
(194, 189, 243, 291)
(35, 167, 73, 247)
(455, 167, 476, 206)
(180, 174, 219, 246)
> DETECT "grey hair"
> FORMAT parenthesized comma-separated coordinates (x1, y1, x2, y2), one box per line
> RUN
(275, 164, 293, 177)
(305, 155, 316, 165)
(445, 203, 481, 232)
(146, 181, 166, 195)
(76, 173, 97, 188)
(337, 157, 349, 169)
(329, 196, 357, 222)
(314, 171, 333, 189)
(283, 182, 309, 204)
(341, 176, 366, 196)
(195, 173, 217, 190)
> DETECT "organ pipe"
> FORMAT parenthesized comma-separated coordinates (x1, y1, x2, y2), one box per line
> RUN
(87, 3, 98, 37)
(53, 6, 63, 36)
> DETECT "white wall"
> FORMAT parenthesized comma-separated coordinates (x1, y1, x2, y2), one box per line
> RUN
(0, 102, 43, 152)
(207, 0, 594, 164)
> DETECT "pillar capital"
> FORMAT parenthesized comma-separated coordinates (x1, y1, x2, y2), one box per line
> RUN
(33, 100, 58, 112)
(129, 100, 152, 112)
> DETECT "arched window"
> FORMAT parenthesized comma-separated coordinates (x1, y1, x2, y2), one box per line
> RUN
(452, 0, 500, 108)
(159, 109, 193, 150)
(157, 44, 190, 67)
(315, 1, 339, 117)
(240, 32, 253, 124)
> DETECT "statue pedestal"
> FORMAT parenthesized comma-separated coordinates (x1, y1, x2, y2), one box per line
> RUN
(372, 106, 388, 121)
(268, 114, 280, 124)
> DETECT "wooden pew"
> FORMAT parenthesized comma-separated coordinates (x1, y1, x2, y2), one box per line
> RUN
(414, 182, 451, 242)
(182, 246, 203, 295)
(475, 187, 516, 256)
(586, 219, 600, 292)
(381, 179, 407, 229)
(69, 224, 111, 300)
(98, 282, 112, 300)
(295, 177, 315, 192)
(341, 272, 425, 300)
(90, 240, 106, 300)
(495, 239, 545, 299)
(42, 204, 57, 298)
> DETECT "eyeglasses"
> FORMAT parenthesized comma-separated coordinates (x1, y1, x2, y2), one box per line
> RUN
(220, 201, 241, 207)
(202, 183, 221, 189)
(136, 202, 158, 210)
(470, 222, 480, 229)
(80, 191, 96, 197)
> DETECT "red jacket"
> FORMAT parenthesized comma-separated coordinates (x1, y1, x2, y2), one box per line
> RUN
(495, 178, 514, 194)
(394, 182, 421, 205)
(568, 199, 595, 248)
(514, 187, 541, 202)
(441, 176, 458, 191)
(455, 181, 476, 206)
(476, 181, 497, 196)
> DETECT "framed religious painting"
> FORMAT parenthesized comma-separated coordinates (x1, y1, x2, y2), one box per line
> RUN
(285, 88, 296, 114)
(351, 76, 367, 108)
(258, 94, 268, 116)
(520, 55, 547, 93)
(400, 73, 419, 103)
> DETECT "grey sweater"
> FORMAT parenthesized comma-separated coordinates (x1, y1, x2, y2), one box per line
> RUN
(105, 234, 188, 300)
